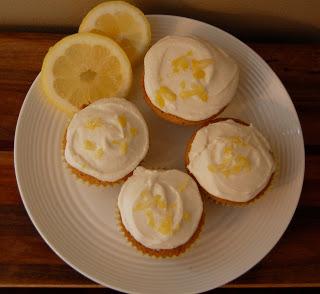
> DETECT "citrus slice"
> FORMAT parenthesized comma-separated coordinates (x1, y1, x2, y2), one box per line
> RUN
(41, 32, 132, 115)
(79, 1, 151, 64)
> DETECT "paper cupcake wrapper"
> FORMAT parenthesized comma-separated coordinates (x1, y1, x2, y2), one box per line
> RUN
(63, 158, 125, 187)
(138, 159, 170, 171)
(115, 208, 205, 258)
(184, 118, 280, 207)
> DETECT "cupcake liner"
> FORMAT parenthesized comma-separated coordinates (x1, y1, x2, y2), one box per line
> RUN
(64, 159, 125, 187)
(138, 159, 169, 171)
(116, 208, 205, 258)
(137, 162, 178, 173)
(184, 118, 279, 207)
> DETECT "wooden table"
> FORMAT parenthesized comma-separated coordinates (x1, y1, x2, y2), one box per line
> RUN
(0, 32, 319, 289)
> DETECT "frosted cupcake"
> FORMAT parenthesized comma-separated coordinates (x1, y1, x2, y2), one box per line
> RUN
(143, 36, 239, 125)
(185, 118, 275, 205)
(118, 167, 204, 257)
(64, 98, 149, 185)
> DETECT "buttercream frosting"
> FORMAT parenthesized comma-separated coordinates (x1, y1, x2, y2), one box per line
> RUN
(144, 36, 239, 121)
(65, 98, 149, 182)
(187, 119, 275, 202)
(118, 167, 203, 250)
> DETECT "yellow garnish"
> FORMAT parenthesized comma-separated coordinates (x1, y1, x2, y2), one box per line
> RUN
(120, 141, 128, 155)
(118, 114, 127, 128)
(145, 209, 156, 228)
(130, 127, 137, 137)
(171, 50, 194, 73)
(135, 191, 167, 211)
(156, 86, 176, 101)
(83, 139, 96, 151)
(133, 190, 152, 211)
(95, 147, 104, 159)
(173, 57, 189, 72)
(193, 69, 205, 80)
(153, 194, 167, 210)
(171, 51, 212, 80)
(156, 94, 165, 108)
(133, 189, 180, 235)
(172, 54, 190, 73)
(85, 117, 103, 130)
(141, 189, 150, 199)
(133, 202, 145, 211)
(180, 83, 208, 102)
(158, 214, 173, 236)
(223, 146, 233, 156)
(233, 155, 251, 172)
(208, 136, 251, 177)
(191, 58, 214, 80)
(111, 139, 128, 155)
(155, 86, 177, 108)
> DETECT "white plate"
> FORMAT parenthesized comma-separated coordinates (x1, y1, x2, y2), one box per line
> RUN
(14, 15, 304, 293)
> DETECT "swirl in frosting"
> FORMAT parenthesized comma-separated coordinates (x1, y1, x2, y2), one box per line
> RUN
(144, 36, 239, 121)
(118, 167, 203, 249)
(187, 119, 275, 202)
(64, 98, 149, 182)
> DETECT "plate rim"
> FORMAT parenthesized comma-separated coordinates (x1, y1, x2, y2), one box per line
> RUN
(14, 14, 305, 293)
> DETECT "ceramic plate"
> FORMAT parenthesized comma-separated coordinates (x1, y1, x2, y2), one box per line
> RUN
(14, 15, 304, 293)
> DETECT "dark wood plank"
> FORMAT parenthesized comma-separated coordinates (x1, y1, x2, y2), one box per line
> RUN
(0, 33, 319, 149)
(0, 264, 92, 287)
(11, 287, 313, 294)
(0, 33, 64, 151)
(0, 151, 20, 204)
(251, 44, 320, 146)
(231, 206, 320, 287)
(252, 44, 320, 106)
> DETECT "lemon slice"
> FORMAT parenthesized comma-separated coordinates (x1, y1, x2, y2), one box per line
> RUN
(79, 1, 151, 64)
(41, 32, 132, 115)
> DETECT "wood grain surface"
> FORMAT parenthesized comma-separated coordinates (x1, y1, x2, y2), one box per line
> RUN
(0, 32, 319, 288)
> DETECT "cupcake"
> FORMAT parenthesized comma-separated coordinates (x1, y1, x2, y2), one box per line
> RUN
(143, 36, 239, 125)
(185, 118, 275, 205)
(64, 98, 149, 185)
(118, 167, 204, 257)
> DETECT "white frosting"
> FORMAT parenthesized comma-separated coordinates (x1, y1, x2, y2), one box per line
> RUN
(65, 98, 149, 182)
(144, 36, 239, 121)
(118, 167, 203, 250)
(187, 120, 275, 202)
